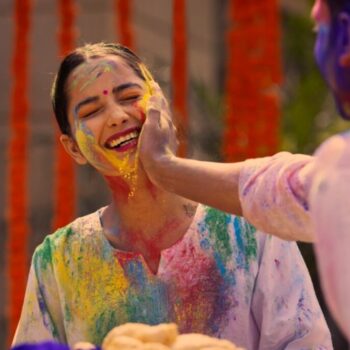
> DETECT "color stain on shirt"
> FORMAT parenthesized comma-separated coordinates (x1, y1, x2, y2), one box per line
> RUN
(16, 205, 331, 348)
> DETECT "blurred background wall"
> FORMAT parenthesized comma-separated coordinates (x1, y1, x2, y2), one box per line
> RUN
(0, 0, 349, 348)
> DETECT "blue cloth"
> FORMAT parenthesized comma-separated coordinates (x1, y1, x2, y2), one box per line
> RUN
(12, 342, 70, 350)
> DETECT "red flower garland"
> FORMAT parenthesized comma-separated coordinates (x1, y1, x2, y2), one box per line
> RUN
(52, 0, 77, 230)
(223, 0, 282, 161)
(172, 0, 188, 157)
(6, 0, 32, 341)
(114, 0, 134, 49)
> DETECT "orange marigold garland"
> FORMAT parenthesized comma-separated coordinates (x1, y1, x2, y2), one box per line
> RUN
(223, 0, 282, 161)
(172, 0, 188, 157)
(114, 0, 134, 49)
(52, 0, 78, 230)
(6, 0, 32, 341)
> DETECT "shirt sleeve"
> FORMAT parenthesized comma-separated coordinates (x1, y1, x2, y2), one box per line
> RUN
(239, 152, 315, 242)
(309, 132, 350, 341)
(251, 234, 333, 350)
(12, 242, 66, 345)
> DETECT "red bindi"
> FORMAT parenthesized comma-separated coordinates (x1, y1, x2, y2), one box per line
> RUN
(103, 89, 108, 95)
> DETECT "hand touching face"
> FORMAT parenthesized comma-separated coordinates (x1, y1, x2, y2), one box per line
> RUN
(138, 82, 179, 186)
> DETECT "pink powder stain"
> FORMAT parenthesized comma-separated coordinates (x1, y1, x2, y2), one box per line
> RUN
(103, 89, 108, 95)
(115, 250, 140, 270)
(140, 110, 146, 124)
(133, 102, 146, 124)
(161, 240, 230, 334)
(104, 175, 130, 201)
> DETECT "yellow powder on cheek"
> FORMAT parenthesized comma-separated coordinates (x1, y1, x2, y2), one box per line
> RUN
(75, 128, 139, 194)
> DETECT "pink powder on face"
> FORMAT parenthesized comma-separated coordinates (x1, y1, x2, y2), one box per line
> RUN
(103, 89, 108, 95)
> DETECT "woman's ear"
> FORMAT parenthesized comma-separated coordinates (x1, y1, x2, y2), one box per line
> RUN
(60, 134, 88, 165)
(338, 12, 350, 67)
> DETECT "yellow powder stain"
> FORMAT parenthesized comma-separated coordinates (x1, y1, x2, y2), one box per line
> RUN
(76, 129, 139, 195)
(53, 241, 129, 326)
(138, 63, 154, 111)
(75, 63, 155, 198)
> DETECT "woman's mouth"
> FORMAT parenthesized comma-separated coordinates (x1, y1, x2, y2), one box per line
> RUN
(105, 128, 140, 152)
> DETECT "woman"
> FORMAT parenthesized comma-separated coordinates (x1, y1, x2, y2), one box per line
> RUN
(13, 43, 332, 349)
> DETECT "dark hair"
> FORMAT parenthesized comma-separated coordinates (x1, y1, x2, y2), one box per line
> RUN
(51, 42, 146, 135)
(326, 0, 350, 17)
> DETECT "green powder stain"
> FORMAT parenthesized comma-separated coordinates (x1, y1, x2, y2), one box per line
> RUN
(64, 303, 72, 323)
(34, 226, 75, 272)
(243, 220, 257, 262)
(93, 310, 118, 345)
(35, 237, 53, 271)
(204, 207, 232, 264)
(233, 217, 257, 270)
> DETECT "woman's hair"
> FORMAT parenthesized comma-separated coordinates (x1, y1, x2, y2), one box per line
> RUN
(326, 0, 350, 17)
(51, 42, 145, 135)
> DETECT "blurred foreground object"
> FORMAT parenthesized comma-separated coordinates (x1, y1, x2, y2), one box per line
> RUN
(102, 323, 244, 350)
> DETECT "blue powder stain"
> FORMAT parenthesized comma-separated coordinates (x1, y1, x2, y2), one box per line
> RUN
(11, 342, 72, 350)
(213, 252, 235, 285)
(197, 221, 206, 234)
(101, 239, 113, 261)
(126, 260, 147, 286)
(200, 238, 210, 250)
(233, 217, 245, 269)
(124, 282, 169, 325)
(214, 251, 227, 277)
(232, 217, 257, 271)
(37, 287, 59, 339)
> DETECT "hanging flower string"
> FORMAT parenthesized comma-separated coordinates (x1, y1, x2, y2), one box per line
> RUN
(223, 0, 282, 161)
(115, 0, 134, 49)
(7, 0, 32, 341)
(52, 0, 78, 230)
(172, 0, 188, 157)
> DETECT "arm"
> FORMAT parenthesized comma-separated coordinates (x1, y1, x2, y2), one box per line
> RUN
(310, 132, 350, 341)
(13, 244, 65, 344)
(252, 234, 333, 350)
(139, 90, 315, 241)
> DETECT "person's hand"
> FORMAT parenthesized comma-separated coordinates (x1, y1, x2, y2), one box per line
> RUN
(138, 82, 178, 187)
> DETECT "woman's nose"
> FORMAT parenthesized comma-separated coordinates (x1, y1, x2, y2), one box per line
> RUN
(106, 105, 128, 127)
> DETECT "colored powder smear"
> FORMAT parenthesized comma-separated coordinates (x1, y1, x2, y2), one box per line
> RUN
(26, 207, 263, 345)
(72, 61, 155, 198)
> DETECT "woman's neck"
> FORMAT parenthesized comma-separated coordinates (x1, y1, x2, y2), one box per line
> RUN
(101, 171, 198, 270)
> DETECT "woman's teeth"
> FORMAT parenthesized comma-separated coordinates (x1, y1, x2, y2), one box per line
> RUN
(108, 131, 139, 148)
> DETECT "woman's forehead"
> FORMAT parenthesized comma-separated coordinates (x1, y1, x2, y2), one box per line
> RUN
(68, 56, 136, 92)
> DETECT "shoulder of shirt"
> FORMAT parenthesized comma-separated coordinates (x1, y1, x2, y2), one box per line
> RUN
(32, 208, 104, 261)
(199, 204, 268, 242)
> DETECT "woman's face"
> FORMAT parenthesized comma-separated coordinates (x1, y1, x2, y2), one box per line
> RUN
(312, 0, 350, 119)
(66, 55, 149, 177)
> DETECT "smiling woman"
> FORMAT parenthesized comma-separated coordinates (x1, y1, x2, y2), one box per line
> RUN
(12, 42, 332, 349)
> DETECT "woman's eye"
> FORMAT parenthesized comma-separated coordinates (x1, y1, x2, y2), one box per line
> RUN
(81, 109, 100, 119)
(120, 95, 141, 104)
